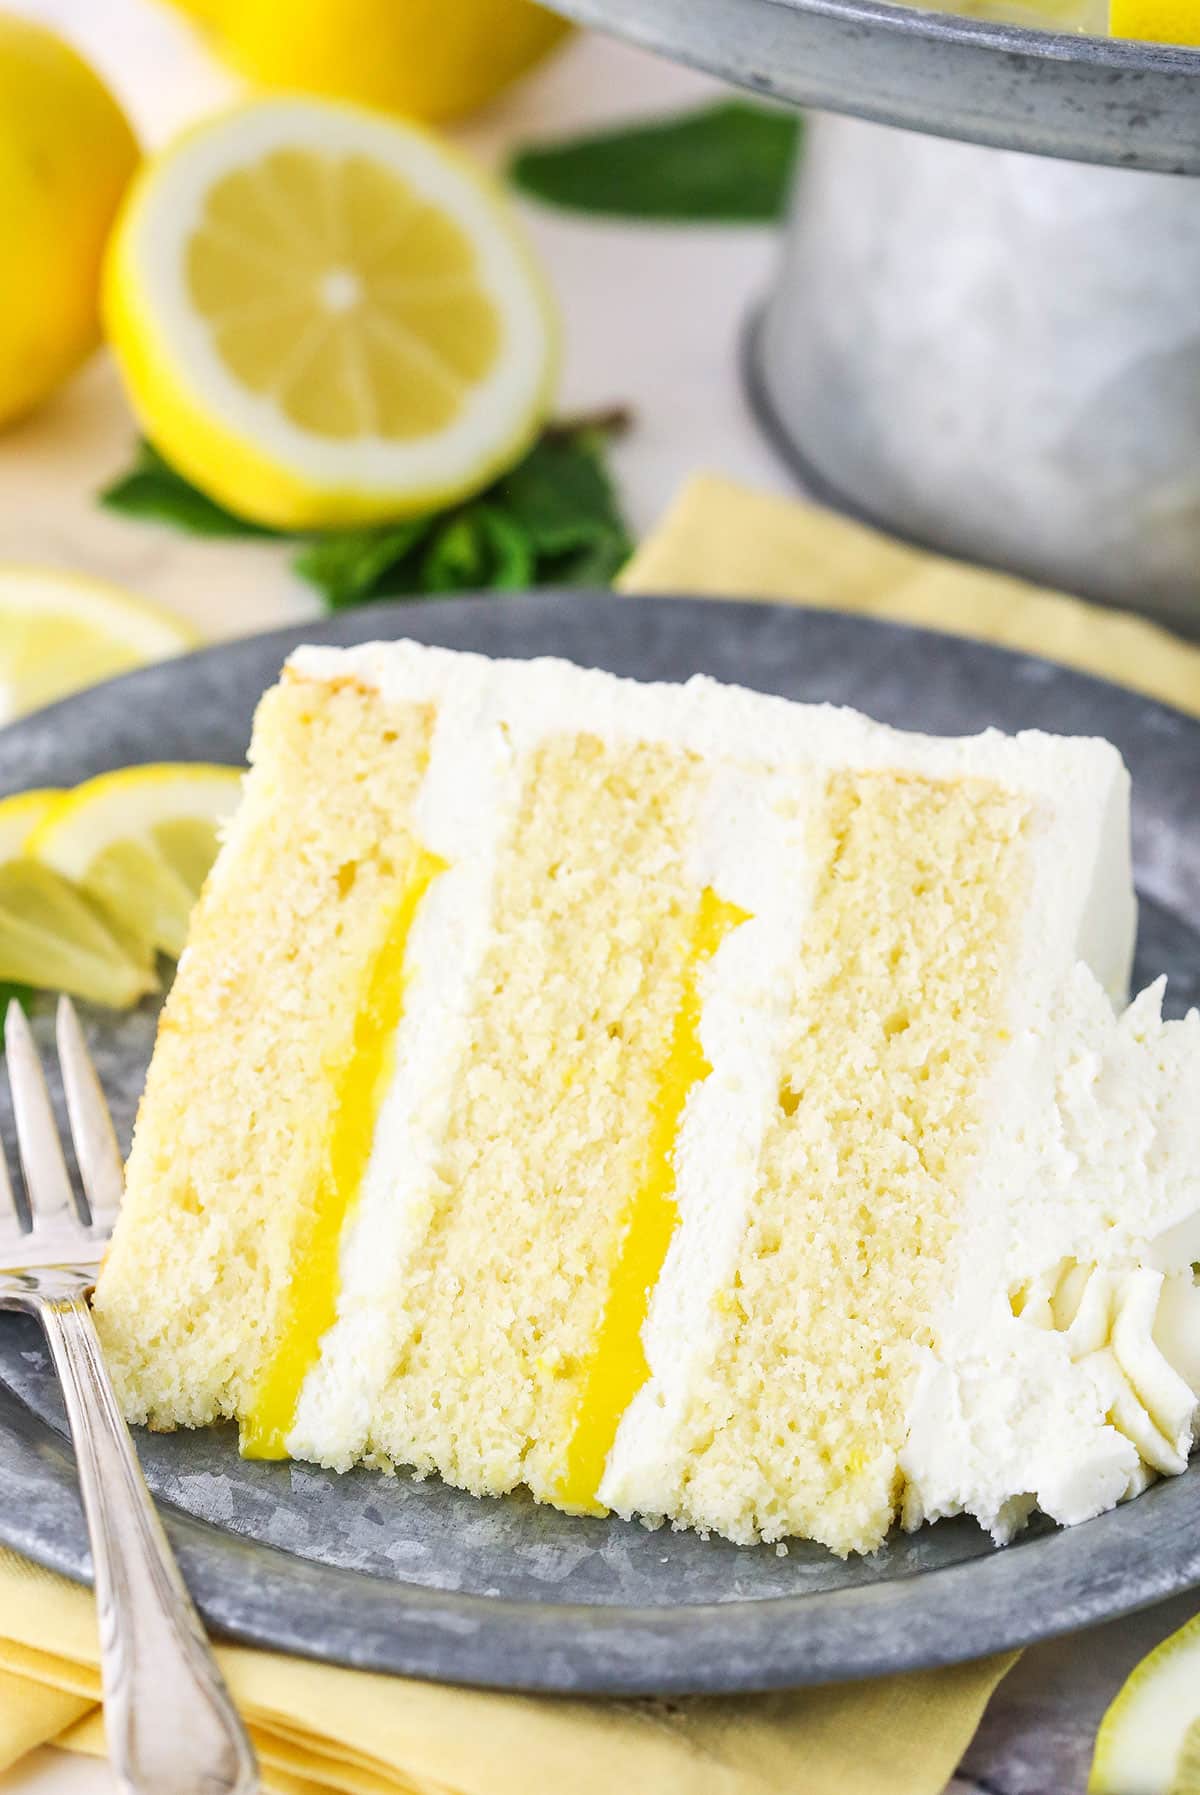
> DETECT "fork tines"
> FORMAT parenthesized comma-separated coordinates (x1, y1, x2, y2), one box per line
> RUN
(1, 998, 124, 1260)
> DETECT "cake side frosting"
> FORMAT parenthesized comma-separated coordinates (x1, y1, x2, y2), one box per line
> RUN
(902, 972, 1200, 1539)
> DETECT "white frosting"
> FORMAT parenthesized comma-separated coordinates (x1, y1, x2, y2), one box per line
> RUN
(599, 764, 818, 1518)
(289, 659, 524, 1464)
(282, 640, 1200, 1546)
(901, 975, 1200, 1539)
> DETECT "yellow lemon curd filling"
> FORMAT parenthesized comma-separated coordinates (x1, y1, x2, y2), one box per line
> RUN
(241, 842, 447, 1458)
(553, 888, 750, 1513)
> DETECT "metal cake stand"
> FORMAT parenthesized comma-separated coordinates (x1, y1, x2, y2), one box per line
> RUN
(546, 0, 1200, 632)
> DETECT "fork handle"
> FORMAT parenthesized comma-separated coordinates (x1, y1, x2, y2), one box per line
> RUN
(36, 1294, 259, 1795)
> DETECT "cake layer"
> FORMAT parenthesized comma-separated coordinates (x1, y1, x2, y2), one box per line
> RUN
(94, 638, 1200, 1557)
(96, 674, 436, 1429)
(367, 730, 705, 1502)
(613, 769, 1032, 1555)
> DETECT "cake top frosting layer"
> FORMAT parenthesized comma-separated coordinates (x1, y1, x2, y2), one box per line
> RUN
(289, 637, 1136, 1002)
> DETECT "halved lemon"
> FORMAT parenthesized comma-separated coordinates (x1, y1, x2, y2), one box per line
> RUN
(27, 764, 243, 962)
(104, 98, 558, 530)
(1089, 1609, 1200, 1793)
(0, 568, 198, 727)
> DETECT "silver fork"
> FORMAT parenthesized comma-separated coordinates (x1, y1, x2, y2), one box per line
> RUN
(0, 997, 258, 1795)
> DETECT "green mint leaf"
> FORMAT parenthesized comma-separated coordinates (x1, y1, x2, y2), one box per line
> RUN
(495, 429, 624, 555)
(99, 443, 277, 539)
(509, 100, 801, 223)
(540, 526, 633, 588)
(294, 424, 631, 607)
(419, 505, 536, 594)
(104, 420, 632, 609)
(292, 517, 436, 610)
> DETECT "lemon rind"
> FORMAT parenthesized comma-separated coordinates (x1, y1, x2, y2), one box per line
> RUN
(28, 764, 243, 883)
(1090, 1612, 1200, 1793)
(103, 98, 559, 531)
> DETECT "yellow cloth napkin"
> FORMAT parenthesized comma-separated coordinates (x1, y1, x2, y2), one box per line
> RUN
(19, 470, 1197, 1795)
(0, 1547, 1011, 1794)
(620, 474, 1200, 719)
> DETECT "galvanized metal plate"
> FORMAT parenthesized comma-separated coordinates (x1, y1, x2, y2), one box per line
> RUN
(0, 593, 1197, 1693)
(545, 0, 1200, 174)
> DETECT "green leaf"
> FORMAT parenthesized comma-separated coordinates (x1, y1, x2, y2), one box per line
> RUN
(420, 505, 536, 594)
(101, 420, 633, 609)
(292, 517, 435, 610)
(509, 100, 802, 223)
(540, 527, 632, 588)
(99, 443, 277, 539)
(496, 429, 623, 553)
(0, 982, 34, 1019)
(292, 425, 631, 608)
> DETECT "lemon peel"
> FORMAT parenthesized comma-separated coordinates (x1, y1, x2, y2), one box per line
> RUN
(0, 16, 138, 425)
(29, 765, 242, 962)
(0, 568, 197, 726)
(1090, 1610, 1200, 1794)
(105, 98, 557, 530)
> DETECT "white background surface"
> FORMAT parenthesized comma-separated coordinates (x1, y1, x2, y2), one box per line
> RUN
(0, 6, 1196, 1792)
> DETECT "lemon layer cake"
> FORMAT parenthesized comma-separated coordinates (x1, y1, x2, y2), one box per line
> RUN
(93, 641, 1200, 1556)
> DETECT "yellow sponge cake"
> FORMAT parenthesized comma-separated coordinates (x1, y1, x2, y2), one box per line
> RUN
(93, 640, 1200, 1556)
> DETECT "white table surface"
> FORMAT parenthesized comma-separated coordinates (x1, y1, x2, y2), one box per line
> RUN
(0, 7, 1195, 1792)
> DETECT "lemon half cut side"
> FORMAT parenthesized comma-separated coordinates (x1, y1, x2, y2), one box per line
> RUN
(104, 98, 558, 530)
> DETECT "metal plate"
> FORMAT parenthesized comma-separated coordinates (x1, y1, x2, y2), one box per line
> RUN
(0, 593, 1197, 1694)
(544, 0, 1200, 175)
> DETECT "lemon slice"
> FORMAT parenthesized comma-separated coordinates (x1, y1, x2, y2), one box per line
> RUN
(104, 98, 557, 531)
(1110, 0, 1200, 41)
(0, 790, 62, 862)
(28, 764, 242, 961)
(0, 862, 157, 1009)
(0, 568, 198, 726)
(1089, 1610, 1200, 1793)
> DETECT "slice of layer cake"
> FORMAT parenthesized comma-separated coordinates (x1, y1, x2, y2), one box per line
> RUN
(93, 640, 1200, 1556)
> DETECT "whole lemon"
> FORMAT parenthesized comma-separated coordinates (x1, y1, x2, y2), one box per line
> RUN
(212, 0, 570, 123)
(0, 15, 139, 427)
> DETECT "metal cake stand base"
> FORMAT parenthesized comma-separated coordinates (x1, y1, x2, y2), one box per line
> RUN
(546, 0, 1200, 630)
(746, 112, 1200, 631)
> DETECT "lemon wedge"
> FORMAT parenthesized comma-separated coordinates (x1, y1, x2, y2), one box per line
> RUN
(0, 568, 198, 726)
(1110, 0, 1200, 41)
(27, 764, 243, 962)
(0, 790, 62, 862)
(104, 98, 557, 530)
(1089, 1610, 1200, 1793)
(0, 861, 157, 1011)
